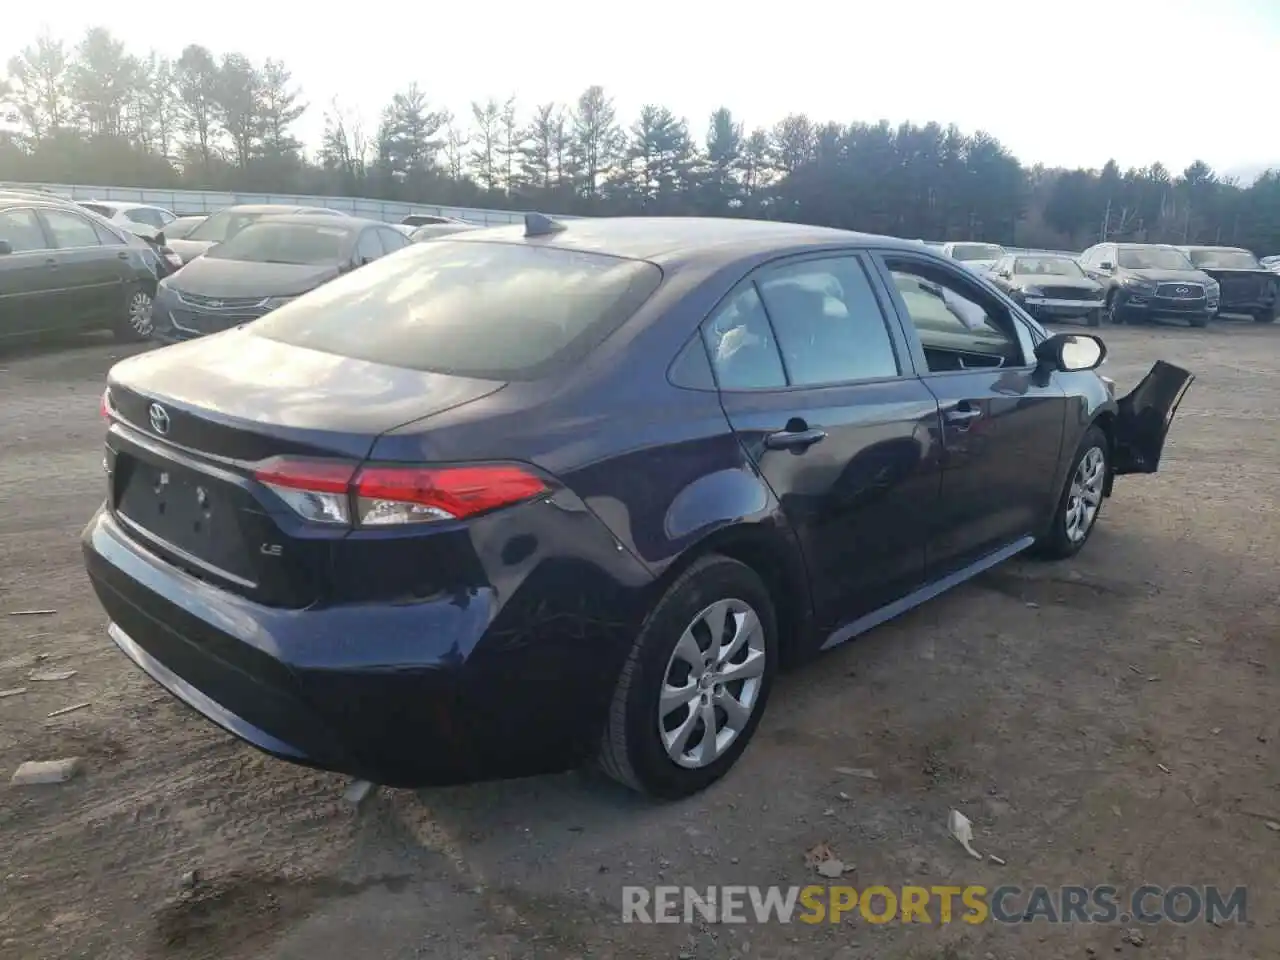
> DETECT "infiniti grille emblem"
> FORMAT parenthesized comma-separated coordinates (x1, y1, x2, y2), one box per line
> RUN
(1175, 286, 1189, 295)
(148, 403, 171, 435)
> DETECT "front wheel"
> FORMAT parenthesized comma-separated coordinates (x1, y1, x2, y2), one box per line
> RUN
(1189, 312, 1210, 328)
(598, 554, 777, 799)
(1254, 308, 1276, 323)
(1105, 293, 1124, 325)
(1086, 309, 1103, 328)
(114, 284, 154, 342)
(1032, 426, 1109, 560)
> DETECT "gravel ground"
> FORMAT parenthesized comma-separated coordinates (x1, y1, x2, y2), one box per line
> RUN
(0, 322, 1277, 960)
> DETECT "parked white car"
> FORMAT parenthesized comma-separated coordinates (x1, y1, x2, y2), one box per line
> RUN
(77, 200, 177, 233)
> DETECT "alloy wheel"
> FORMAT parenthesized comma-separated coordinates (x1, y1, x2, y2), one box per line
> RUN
(129, 291, 154, 335)
(658, 598, 766, 769)
(1065, 446, 1105, 543)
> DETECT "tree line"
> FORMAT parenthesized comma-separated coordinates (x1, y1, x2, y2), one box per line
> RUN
(3, 28, 1279, 255)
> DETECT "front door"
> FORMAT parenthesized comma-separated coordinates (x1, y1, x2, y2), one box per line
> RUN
(706, 253, 944, 634)
(871, 250, 1067, 579)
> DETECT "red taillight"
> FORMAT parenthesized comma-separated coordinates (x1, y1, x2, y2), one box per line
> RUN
(100, 388, 111, 419)
(251, 458, 547, 527)
(354, 465, 548, 525)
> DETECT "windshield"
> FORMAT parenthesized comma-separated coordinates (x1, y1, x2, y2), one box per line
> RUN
(251, 240, 663, 380)
(187, 210, 277, 243)
(951, 244, 1004, 262)
(1116, 247, 1195, 270)
(205, 221, 351, 265)
(1186, 248, 1260, 270)
(1013, 257, 1085, 278)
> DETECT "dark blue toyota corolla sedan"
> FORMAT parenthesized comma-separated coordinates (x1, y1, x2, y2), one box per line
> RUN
(83, 215, 1193, 799)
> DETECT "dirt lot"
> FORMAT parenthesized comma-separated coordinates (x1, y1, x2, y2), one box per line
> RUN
(0, 322, 1277, 960)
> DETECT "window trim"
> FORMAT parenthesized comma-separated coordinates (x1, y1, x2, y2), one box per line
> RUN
(37, 207, 105, 250)
(869, 249, 1036, 377)
(700, 249, 915, 394)
(0, 205, 54, 253)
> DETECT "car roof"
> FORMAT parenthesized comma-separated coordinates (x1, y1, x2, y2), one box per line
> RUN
(233, 213, 375, 232)
(217, 204, 345, 215)
(443, 216, 926, 268)
(1114, 242, 1180, 249)
(1177, 244, 1249, 253)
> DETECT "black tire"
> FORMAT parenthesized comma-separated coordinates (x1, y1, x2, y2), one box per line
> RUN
(1031, 426, 1110, 561)
(598, 554, 778, 799)
(1105, 292, 1124, 325)
(1254, 308, 1276, 324)
(1086, 309, 1102, 328)
(1189, 312, 1209, 328)
(113, 283, 155, 343)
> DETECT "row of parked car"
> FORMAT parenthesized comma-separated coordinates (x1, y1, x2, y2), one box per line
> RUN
(930, 238, 1280, 328)
(0, 187, 481, 346)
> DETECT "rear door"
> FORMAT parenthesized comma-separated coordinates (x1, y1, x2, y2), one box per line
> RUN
(870, 250, 1067, 579)
(708, 252, 943, 634)
(37, 207, 126, 329)
(0, 206, 63, 339)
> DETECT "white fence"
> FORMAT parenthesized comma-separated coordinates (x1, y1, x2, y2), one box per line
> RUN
(0, 181, 587, 226)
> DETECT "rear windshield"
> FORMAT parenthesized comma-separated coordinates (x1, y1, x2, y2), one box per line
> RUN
(249, 240, 664, 380)
(206, 221, 352, 265)
(188, 210, 275, 243)
(951, 243, 1003, 262)
(1186, 248, 1260, 270)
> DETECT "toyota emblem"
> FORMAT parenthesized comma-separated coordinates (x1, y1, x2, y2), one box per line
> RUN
(148, 403, 171, 435)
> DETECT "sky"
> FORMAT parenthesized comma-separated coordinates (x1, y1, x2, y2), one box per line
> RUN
(6, 0, 1279, 178)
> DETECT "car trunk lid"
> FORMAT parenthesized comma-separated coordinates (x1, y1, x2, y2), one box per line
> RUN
(104, 329, 506, 606)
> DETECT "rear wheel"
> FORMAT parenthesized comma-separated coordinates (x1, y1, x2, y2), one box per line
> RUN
(1254, 308, 1276, 323)
(115, 284, 154, 342)
(598, 554, 777, 799)
(1032, 426, 1109, 560)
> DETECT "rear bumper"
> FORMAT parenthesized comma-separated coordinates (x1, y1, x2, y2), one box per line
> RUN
(82, 504, 653, 787)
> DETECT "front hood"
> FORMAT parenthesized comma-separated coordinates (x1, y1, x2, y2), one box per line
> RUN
(107, 328, 506, 460)
(1124, 267, 1214, 284)
(168, 238, 216, 263)
(168, 258, 340, 299)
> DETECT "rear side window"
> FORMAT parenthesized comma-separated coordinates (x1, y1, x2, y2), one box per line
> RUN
(250, 240, 663, 380)
(0, 208, 48, 252)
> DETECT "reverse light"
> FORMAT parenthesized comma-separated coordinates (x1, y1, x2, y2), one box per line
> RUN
(252, 458, 548, 527)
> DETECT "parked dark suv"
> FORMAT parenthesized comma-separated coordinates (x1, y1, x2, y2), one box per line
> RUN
(1175, 246, 1277, 323)
(1078, 242, 1219, 327)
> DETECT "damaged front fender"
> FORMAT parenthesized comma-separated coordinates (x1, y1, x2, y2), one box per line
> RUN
(1113, 360, 1195, 475)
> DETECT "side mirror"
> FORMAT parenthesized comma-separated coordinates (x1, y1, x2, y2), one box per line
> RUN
(1035, 332, 1107, 373)
(0, 239, 12, 255)
(155, 231, 166, 246)
(1098, 261, 1115, 272)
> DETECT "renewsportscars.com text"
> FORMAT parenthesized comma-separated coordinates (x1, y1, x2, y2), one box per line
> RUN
(621, 884, 1247, 926)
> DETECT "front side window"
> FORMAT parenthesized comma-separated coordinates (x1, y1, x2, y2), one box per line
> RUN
(251, 240, 663, 381)
(355, 230, 383, 263)
(41, 210, 102, 249)
(886, 259, 1023, 372)
(377, 228, 410, 255)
